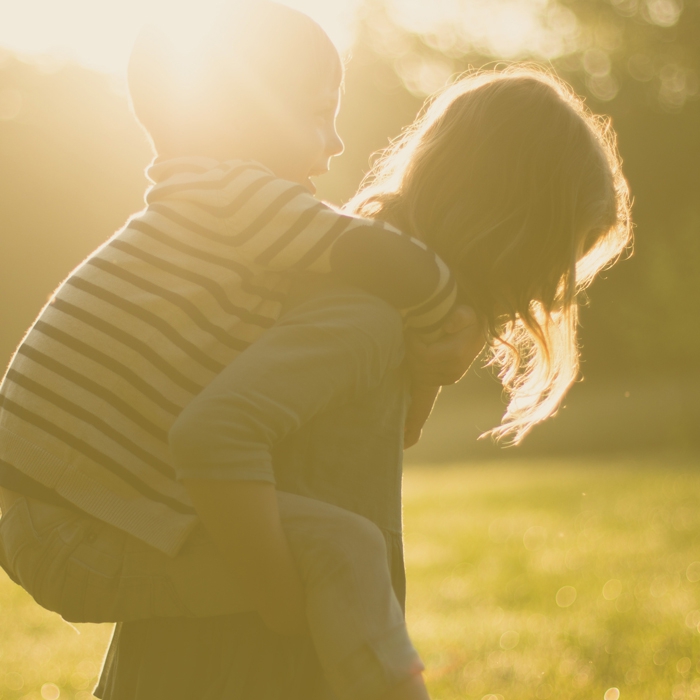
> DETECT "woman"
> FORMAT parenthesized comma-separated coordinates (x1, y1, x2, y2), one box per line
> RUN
(96, 274, 428, 699)
(95, 65, 631, 700)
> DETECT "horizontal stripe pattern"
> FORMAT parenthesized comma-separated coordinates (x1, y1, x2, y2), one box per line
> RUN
(5, 371, 174, 478)
(0, 156, 456, 555)
(0, 396, 194, 515)
(17, 345, 168, 442)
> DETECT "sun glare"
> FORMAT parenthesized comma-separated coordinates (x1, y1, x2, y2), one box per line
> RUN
(0, 0, 584, 80)
(0, 0, 359, 76)
(389, 0, 579, 60)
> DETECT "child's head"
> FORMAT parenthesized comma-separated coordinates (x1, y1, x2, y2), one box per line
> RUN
(350, 66, 632, 443)
(128, 1, 344, 191)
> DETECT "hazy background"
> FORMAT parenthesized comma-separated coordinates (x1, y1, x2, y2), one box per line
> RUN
(1, 0, 698, 460)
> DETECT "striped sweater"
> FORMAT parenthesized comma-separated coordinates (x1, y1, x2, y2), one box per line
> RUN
(0, 157, 455, 556)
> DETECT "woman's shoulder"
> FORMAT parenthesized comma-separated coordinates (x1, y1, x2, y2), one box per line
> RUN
(280, 275, 405, 358)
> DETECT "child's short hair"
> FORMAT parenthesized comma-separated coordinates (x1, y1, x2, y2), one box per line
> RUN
(128, 1, 343, 155)
(349, 66, 633, 444)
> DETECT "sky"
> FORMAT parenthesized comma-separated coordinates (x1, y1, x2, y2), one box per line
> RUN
(0, 0, 360, 76)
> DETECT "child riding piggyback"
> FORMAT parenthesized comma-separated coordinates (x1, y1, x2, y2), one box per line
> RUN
(0, 1, 633, 699)
(0, 3, 480, 700)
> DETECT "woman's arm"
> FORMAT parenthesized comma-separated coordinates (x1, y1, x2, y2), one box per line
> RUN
(170, 283, 405, 634)
(183, 479, 307, 635)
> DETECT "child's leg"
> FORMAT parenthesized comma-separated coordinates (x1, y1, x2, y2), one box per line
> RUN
(276, 491, 424, 700)
(0, 493, 252, 622)
(1, 491, 423, 699)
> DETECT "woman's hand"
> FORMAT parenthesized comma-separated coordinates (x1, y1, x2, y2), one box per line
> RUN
(407, 306, 485, 386)
(404, 306, 485, 448)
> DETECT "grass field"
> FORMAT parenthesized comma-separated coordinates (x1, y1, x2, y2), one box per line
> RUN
(2, 456, 700, 700)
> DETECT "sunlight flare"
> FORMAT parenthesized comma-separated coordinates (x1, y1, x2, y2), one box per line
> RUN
(0, 0, 358, 75)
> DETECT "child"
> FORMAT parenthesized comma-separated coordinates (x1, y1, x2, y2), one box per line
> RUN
(0, 4, 477, 700)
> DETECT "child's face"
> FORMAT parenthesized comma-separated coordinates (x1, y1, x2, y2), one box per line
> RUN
(269, 85, 345, 194)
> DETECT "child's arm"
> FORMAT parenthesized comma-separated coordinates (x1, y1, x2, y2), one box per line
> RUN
(147, 160, 455, 340)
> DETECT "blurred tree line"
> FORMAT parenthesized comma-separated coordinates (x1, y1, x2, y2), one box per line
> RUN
(324, 0, 700, 380)
(0, 0, 698, 452)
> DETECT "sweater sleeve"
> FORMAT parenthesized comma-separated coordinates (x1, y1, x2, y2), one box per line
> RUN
(168, 285, 404, 483)
(147, 158, 456, 341)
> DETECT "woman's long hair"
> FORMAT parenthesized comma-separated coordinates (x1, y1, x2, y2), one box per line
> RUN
(348, 66, 632, 444)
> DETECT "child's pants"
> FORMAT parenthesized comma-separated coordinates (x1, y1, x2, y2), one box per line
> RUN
(0, 491, 423, 700)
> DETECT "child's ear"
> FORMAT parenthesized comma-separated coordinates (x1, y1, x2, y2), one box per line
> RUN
(127, 26, 179, 147)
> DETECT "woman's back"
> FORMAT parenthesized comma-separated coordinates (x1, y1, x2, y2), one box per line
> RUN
(96, 278, 410, 700)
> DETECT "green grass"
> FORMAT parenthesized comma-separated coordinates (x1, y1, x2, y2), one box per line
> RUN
(404, 456, 700, 700)
(0, 579, 112, 700)
(2, 455, 700, 699)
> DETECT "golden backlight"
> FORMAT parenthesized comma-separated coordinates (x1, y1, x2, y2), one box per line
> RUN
(0, 0, 358, 76)
(0, 0, 573, 78)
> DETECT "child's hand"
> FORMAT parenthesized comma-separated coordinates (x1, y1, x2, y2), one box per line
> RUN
(407, 306, 485, 386)
(404, 306, 485, 449)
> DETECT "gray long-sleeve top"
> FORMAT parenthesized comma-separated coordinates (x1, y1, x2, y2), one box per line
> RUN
(169, 279, 408, 533)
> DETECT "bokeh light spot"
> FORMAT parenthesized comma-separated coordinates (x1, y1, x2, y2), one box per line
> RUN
(653, 649, 669, 666)
(4, 672, 24, 691)
(604, 688, 620, 700)
(645, 0, 682, 26)
(500, 630, 520, 650)
(625, 668, 641, 685)
(686, 561, 700, 582)
(677, 657, 692, 674)
(41, 683, 60, 700)
(603, 578, 622, 600)
(587, 74, 619, 101)
(684, 610, 700, 628)
(76, 659, 98, 678)
(556, 585, 577, 607)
